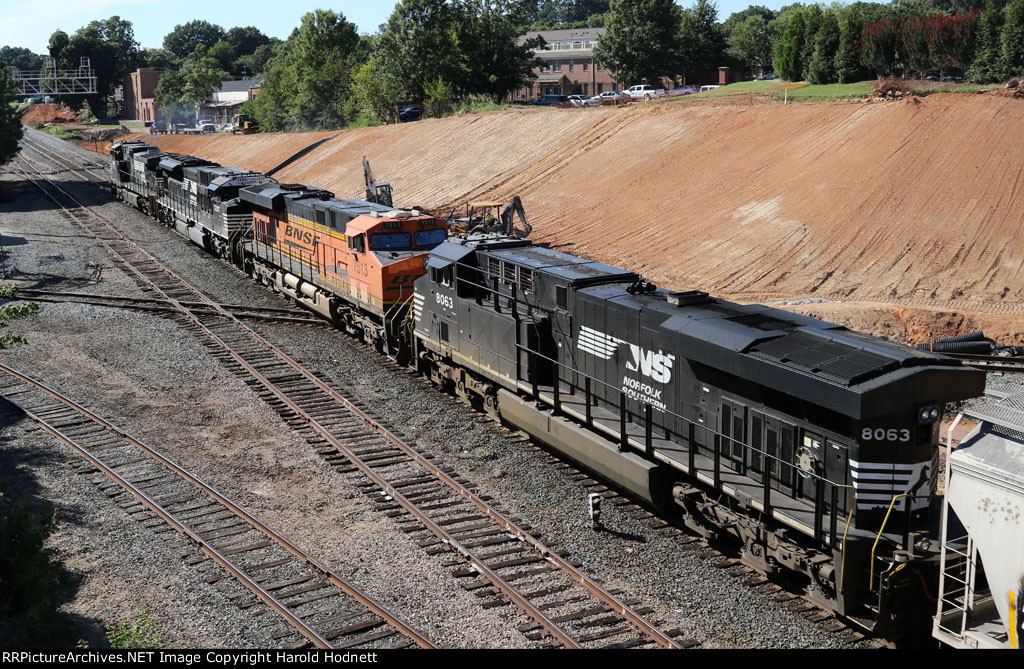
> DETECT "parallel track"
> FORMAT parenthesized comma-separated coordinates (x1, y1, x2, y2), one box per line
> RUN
(0, 363, 433, 650)
(16, 288, 326, 325)
(13, 135, 687, 648)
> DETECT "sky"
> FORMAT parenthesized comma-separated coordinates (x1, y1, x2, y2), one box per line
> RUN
(1, 1, 791, 54)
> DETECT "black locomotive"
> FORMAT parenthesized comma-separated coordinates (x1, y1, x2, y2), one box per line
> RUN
(109, 141, 986, 639)
(409, 235, 985, 637)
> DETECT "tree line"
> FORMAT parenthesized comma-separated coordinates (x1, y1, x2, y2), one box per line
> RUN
(5, 0, 1024, 143)
(722, 0, 1024, 84)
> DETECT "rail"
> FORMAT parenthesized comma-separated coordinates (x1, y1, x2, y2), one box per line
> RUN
(0, 363, 434, 649)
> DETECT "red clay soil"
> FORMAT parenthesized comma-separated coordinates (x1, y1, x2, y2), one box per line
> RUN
(101, 93, 1024, 343)
(21, 103, 80, 125)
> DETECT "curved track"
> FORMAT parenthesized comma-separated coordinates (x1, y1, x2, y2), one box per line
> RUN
(11, 134, 688, 649)
(0, 363, 433, 650)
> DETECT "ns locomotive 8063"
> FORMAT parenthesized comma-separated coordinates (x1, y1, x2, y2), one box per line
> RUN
(409, 235, 986, 638)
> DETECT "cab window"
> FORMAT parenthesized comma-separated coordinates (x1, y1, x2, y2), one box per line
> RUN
(370, 232, 412, 250)
(414, 228, 447, 248)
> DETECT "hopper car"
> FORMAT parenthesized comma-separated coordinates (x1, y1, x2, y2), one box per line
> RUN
(109, 140, 989, 641)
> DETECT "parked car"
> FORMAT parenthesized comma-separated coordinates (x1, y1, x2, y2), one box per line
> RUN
(755, 72, 776, 81)
(199, 122, 216, 134)
(666, 85, 698, 97)
(625, 84, 665, 101)
(592, 90, 629, 105)
(149, 121, 167, 135)
(699, 85, 721, 93)
(566, 94, 599, 108)
(399, 105, 422, 122)
(531, 94, 570, 106)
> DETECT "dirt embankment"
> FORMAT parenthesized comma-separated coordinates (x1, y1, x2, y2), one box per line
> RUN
(21, 103, 80, 125)
(111, 93, 1024, 343)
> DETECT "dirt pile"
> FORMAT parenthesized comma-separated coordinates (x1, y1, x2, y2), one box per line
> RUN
(20, 103, 80, 125)
(872, 78, 913, 100)
(115, 93, 1024, 342)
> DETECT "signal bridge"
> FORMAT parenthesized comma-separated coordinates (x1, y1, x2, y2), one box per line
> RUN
(11, 57, 97, 97)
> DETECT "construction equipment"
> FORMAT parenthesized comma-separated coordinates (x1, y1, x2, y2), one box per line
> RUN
(231, 114, 257, 134)
(363, 156, 394, 207)
(449, 197, 532, 238)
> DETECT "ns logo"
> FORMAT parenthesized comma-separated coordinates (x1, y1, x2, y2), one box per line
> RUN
(578, 326, 675, 383)
(626, 346, 675, 384)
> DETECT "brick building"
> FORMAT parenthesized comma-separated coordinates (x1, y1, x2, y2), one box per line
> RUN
(517, 28, 618, 100)
(122, 67, 162, 122)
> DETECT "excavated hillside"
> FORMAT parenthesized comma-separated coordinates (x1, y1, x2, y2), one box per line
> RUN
(123, 93, 1024, 342)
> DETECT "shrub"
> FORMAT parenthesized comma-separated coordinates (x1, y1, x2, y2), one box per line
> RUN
(106, 605, 165, 649)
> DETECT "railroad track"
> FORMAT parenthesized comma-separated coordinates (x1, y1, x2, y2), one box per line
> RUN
(15, 288, 326, 326)
(14, 136, 688, 648)
(0, 363, 433, 650)
(19, 131, 109, 183)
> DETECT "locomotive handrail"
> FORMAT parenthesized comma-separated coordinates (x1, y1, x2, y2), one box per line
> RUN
(839, 484, 856, 590)
(869, 493, 908, 591)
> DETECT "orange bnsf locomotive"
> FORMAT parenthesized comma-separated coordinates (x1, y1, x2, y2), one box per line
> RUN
(239, 183, 446, 351)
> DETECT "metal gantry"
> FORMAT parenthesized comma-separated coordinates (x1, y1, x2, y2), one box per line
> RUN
(11, 57, 97, 97)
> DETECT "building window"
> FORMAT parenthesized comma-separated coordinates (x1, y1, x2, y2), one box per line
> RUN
(583, 59, 589, 71)
(569, 59, 574, 72)
(573, 41, 583, 49)
(598, 83, 604, 93)
(583, 83, 588, 95)
(551, 59, 559, 71)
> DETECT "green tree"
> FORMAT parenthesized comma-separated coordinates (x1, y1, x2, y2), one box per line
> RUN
(48, 17, 140, 119)
(207, 41, 236, 74)
(458, 0, 544, 101)
(595, 0, 686, 84)
(968, 0, 1007, 82)
(773, 8, 807, 80)
(375, 0, 469, 102)
(722, 5, 778, 35)
(797, 4, 823, 81)
(806, 9, 839, 83)
(349, 57, 406, 125)
(225, 26, 270, 57)
(236, 41, 279, 77)
(153, 52, 226, 121)
(679, 0, 726, 81)
(0, 74, 22, 170)
(0, 286, 39, 351)
(47, 31, 68, 59)
(140, 48, 179, 70)
(162, 20, 226, 59)
(0, 47, 44, 71)
(835, 2, 888, 83)
(245, 10, 364, 131)
(1001, 0, 1024, 75)
(728, 14, 776, 76)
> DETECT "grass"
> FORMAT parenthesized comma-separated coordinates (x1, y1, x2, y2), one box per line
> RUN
(908, 82, 1003, 96)
(41, 125, 85, 140)
(671, 79, 873, 103)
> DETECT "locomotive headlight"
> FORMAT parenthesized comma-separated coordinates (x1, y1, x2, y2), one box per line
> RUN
(918, 404, 939, 424)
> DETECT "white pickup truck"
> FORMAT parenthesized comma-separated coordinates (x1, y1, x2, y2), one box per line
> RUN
(625, 85, 665, 101)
